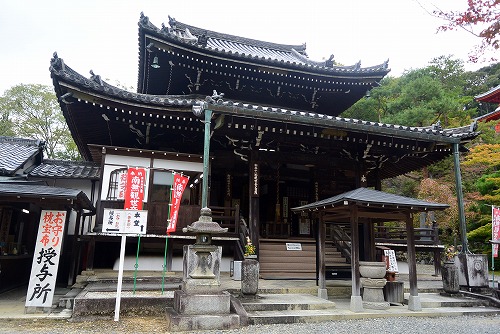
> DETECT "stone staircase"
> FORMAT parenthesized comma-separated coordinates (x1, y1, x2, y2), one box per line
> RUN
(236, 291, 500, 325)
(240, 294, 338, 325)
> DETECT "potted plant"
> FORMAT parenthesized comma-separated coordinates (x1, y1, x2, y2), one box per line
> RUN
(244, 236, 256, 259)
(242, 236, 259, 295)
(441, 245, 459, 294)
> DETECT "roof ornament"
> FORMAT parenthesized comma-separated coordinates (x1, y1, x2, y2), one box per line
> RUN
(198, 32, 208, 47)
(324, 54, 335, 67)
(192, 100, 207, 117)
(59, 92, 74, 105)
(431, 121, 442, 131)
(205, 90, 224, 104)
(183, 28, 198, 43)
(168, 15, 177, 30)
(49, 52, 65, 72)
(161, 23, 172, 34)
(89, 70, 104, 87)
(139, 12, 149, 25)
(383, 59, 390, 69)
(470, 120, 478, 132)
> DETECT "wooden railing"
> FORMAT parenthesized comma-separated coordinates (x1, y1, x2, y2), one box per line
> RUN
(329, 224, 352, 262)
(374, 225, 440, 246)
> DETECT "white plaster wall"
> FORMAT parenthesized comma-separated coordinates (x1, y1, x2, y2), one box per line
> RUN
(152, 159, 203, 172)
(101, 155, 151, 201)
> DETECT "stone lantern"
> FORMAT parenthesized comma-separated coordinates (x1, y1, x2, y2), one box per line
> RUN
(166, 207, 239, 331)
(182, 207, 228, 289)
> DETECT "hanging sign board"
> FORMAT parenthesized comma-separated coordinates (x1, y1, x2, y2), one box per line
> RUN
(124, 167, 146, 210)
(25, 210, 66, 308)
(167, 173, 189, 234)
(492, 206, 500, 257)
(103, 209, 148, 234)
(251, 163, 259, 197)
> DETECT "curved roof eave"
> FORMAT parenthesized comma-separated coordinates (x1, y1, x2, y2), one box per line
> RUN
(137, 13, 390, 77)
(50, 56, 478, 149)
(475, 84, 500, 102)
(290, 187, 450, 212)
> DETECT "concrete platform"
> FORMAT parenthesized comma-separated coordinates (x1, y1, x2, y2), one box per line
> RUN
(0, 265, 498, 326)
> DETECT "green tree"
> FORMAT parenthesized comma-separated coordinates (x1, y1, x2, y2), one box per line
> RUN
(0, 84, 80, 160)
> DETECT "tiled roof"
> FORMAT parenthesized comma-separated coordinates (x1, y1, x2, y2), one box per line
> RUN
(203, 98, 479, 143)
(0, 136, 43, 176)
(28, 159, 101, 180)
(50, 53, 198, 108)
(475, 84, 500, 103)
(0, 181, 94, 211)
(49, 56, 478, 145)
(291, 187, 450, 212)
(139, 13, 390, 74)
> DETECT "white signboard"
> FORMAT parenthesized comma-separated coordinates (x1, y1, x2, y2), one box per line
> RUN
(103, 209, 148, 234)
(384, 249, 399, 272)
(286, 243, 302, 251)
(26, 210, 66, 308)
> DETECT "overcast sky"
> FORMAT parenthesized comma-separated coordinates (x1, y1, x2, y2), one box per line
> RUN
(0, 0, 495, 95)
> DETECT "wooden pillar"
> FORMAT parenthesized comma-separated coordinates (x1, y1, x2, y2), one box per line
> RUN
(349, 204, 363, 312)
(249, 156, 260, 255)
(317, 213, 327, 298)
(405, 211, 422, 311)
(68, 209, 80, 287)
(350, 205, 360, 296)
(86, 237, 95, 270)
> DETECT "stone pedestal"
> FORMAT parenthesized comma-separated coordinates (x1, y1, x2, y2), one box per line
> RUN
(361, 278, 390, 309)
(441, 261, 459, 294)
(359, 261, 389, 310)
(454, 254, 489, 288)
(182, 244, 222, 293)
(241, 258, 259, 295)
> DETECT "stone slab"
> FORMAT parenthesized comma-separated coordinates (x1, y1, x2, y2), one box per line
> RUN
(166, 308, 240, 332)
(173, 290, 231, 315)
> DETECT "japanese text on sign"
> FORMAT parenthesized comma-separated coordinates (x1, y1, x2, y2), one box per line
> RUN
(103, 209, 148, 234)
(124, 168, 146, 210)
(167, 173, 189, 234)
(492, 206, 500, 257)
(26, 210, 66, 308)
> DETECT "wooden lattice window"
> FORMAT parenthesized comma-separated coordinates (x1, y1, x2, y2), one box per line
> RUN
(106, 168, 128, 200)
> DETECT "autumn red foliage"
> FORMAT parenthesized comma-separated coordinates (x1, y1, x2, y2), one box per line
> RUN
(433, 0, 499, 62)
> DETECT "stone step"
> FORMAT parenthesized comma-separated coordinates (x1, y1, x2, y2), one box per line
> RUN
(241, 294, 336, 312)
(408, 293, 492, 308)
(245, 294, 500, 325)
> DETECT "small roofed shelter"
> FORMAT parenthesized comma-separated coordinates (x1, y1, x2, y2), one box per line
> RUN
(291, 187, 449, 312)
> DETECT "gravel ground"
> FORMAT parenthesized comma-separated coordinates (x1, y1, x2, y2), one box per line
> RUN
(0, 315, 499, 334)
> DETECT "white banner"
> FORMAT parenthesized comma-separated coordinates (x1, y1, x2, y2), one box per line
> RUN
(25, 210, 66, 308)
(103, 209, 148, 234)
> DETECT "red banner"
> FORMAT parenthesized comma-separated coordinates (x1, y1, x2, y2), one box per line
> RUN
(493, 206, 500, 257)
(124, 168, 146, 210)
(167, 173, 189, 234)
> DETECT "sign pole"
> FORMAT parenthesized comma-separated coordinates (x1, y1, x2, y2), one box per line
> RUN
(133, 234, 141, 294)
(114, 234, 127, 322)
